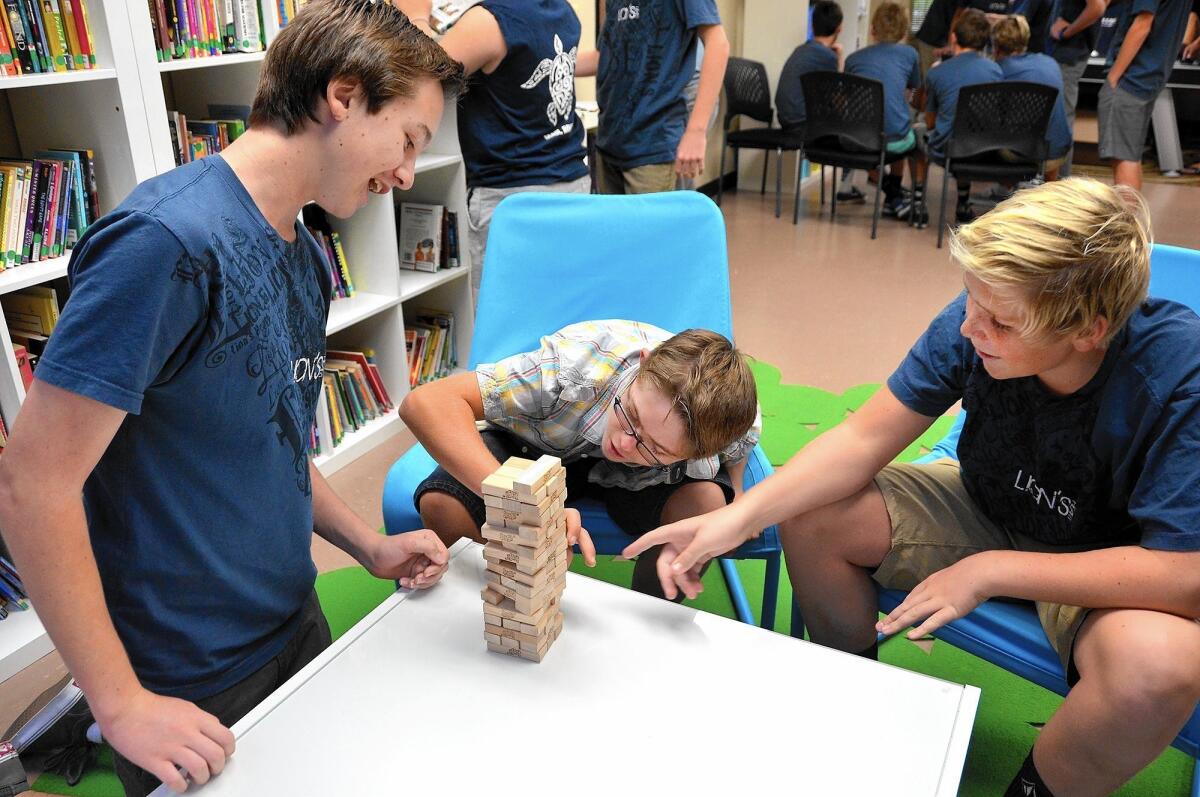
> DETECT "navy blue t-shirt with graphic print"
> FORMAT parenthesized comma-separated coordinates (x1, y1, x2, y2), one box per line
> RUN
(887, 292, 1200, 552)
(458, 0, 589, 189)
(36, 155, 331, 701)
(596, 0, 721, 170)
(1106, 0, 1191, 99)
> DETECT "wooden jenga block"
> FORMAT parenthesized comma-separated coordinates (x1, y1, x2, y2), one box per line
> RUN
(486, 612, 563, 662)
(484, 574, 564, 615)
(483, 593, 560, 625)
(513, 455, 563, 497)
(484, 612, 502, 627)
(485, 552, 565, 590)
(494, 558, 569, 599)
(485, 630, 502, 646)
(483, 540, 568, 576)
(481, 586, 505, 605)
(501, 456, 538, 471)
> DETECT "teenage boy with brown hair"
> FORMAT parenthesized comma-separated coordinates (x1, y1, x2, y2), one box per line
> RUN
(401, 321, 760, 598)
(629, 178, 1200, 797)
(0, 2, 465, 794)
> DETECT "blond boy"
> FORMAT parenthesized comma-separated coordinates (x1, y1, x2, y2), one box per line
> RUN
(401, 321, 760, 598)
(629, 179, 1200, 797)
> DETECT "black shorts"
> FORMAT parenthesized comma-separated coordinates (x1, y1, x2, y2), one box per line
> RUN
(414, 429, 735, 538)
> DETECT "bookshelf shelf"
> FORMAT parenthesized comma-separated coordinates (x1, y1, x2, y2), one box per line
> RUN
(326, 292, 402, 335)
(158, 52, 268, 72)
(398, 265, 469, 303)
(313, 408, 403, 477)
(0, 69, 119, 90)
(0, 608, 52, 684)
(415, 153, 461, 175)
(0, 255, 72, 297)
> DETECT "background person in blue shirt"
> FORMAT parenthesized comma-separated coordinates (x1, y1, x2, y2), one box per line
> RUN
(993, 15, 1073, 180)
(924, 9, 1003, 222)
(0, 3, 463, 795)
(776, 0, 843, 131)
(844, 2, 925, 222)
(1047, 0, 1107, 177)
(400, 0, 592, 306)
(627, 178, 1200, 797)
(576, 0, 730, 194)
(1099, 0, 1191, 190)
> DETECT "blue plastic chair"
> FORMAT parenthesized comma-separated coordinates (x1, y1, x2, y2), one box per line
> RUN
(797, 243, 1200, 791)
(381, 191, 783, 629)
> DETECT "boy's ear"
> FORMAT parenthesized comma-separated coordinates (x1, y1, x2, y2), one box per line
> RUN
(325, 76, 362, 123)
(638, 348, 652, 366)
(1074, 315, 1110, 352)
(834, 23, 843, 38)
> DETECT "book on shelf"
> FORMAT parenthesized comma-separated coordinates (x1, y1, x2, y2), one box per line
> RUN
(309, 348, 392, 457)
(0, 0, 95, 74)
(12, 343, 32, 388)
(168, 107, 248, 166)
(0, 150, 96, 269)
(405, 307, 456, 387)
(0, 536, 30, 618)
(150, 0, 262, 61)
(2, 285, 59, 336)
(302, 204, 355, 301)
(398, 203, 459, 273)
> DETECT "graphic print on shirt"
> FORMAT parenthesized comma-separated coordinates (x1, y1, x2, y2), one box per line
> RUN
(521, 34, 579, 139)
(600, 1, 677, 134)
(171, 216, 326, 495)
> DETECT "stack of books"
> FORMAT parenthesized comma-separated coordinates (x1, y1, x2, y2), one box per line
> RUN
(302, 205, 355, 301)
(3, 286, 59, 368)
(310, 348, 394, 455)
(397, 202, 460, 273)
(0, 0, 97, 75)
(147, 0, 263, 62)
(168, 104, 250, 166)
(405, 307, 456, 387)
(0, 151, 98, 268)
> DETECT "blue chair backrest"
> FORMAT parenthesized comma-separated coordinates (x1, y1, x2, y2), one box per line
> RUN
(921, 243, 1200, 463)
(470, 192, 733, 367)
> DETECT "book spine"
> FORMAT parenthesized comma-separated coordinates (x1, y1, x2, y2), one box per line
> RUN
(232, 0, 259, 51)
(0, 173, 8, 268)
(65, 0, 89, 66)
(218, 0, 233, 50)
(171, 0, 189, 56)
(20, 0, 49, 72)
(39, 161, 59, 259)
(76, 0, 93, 64)
(3, 1, 34, 74)
(185, 0, 199, 56)
(43, 0, 72, 70)
(0, 11, 15, 74)
(146, 0, 161, 59)
(329, 231, 355, 295)
(54, 161, 71, 252)
(58, 0, 79, 66)
(4, 168, 22, 267)
(20, 162, 39, 263)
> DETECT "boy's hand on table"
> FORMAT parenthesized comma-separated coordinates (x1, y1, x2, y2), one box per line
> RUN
(564, 508, 597, 567)
(99, 688, 235, 793)
(876, 552, 995, 639)
(368, 529, 450, 589)
(622, 505, 750, 599)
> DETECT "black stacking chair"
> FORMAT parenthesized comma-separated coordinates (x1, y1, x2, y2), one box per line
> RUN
(718, 56, 807, 223)
(934, 81, 1058, 248)
(800, 71, 913, 240)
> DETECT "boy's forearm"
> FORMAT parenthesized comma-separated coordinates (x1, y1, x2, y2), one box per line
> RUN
(400, 385, 500, 497)
(310, 462, 381, 564)
(0, 484, 143, 724)
(688, 26, 728, 132)
(1063, 0, 1107, 39)
(1108, 13, 1154, 85)
(576, 49, 599, 78)
(982, 546, 1200, 616)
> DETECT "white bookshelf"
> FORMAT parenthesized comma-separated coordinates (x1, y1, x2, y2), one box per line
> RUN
(0, 0, 475, 677)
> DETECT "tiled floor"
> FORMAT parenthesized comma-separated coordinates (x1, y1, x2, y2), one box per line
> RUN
(4, 173, 1198, 789)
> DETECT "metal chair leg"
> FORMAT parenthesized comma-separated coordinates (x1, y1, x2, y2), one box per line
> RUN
(793, 150, 803, 225)
(733, 148, 740, 195)
(937, 161, 950, 249)
(820, 164, 825, 206)
(761, 150, 768, 194)
(791, 597, 806, 639)
(831, 167, 838, 219)
(762, 551, 781, 630)
(719, 558, 755, 626)
(871, 151, 885, 240)
(774, 147, 783, 218)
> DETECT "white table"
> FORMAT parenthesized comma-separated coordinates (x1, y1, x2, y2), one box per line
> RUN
(154, 541, 980, 796)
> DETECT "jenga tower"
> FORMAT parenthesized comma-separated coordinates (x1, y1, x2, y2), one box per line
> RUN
(480, 455, 568, 662)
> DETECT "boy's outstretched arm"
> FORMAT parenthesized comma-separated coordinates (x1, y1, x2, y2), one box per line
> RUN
(400, 372, 497, 497)
(623, 386, 936, 595)
(676, 24, 730, 180)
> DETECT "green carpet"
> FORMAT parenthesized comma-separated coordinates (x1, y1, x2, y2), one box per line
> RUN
(32, 362, 1194, 794)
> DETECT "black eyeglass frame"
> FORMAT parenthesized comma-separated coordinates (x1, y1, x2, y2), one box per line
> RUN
(612, 390, 670, 473)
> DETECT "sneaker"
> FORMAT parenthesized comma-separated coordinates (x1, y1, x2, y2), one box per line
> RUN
(883, 194, 904, 217)
(835, 185, 866, 203)
(911, 200, 930, 229)
(1016, 175, 1045, 191)
(956, 202, 976, 223)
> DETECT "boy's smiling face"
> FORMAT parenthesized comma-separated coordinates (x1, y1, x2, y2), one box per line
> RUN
(602, 375, 690, 469)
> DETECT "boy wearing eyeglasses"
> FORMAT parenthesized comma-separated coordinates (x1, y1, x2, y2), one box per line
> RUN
(401, 320, 760, 599)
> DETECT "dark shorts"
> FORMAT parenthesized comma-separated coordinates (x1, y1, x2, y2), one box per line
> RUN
(114, 591, 332, 797)
(414, 429, 735, 538)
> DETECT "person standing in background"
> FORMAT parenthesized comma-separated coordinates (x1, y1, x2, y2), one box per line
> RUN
(1048, 0, 1107, 176)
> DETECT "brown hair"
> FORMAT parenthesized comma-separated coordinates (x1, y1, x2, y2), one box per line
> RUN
(640, 329, 758, 459)
(992, 14, 1030, 56)
(250, 0, 466, 134)
(953, 8, 992, 51)
(950, 178, 1152, 345)
(872, 2, 910, 43)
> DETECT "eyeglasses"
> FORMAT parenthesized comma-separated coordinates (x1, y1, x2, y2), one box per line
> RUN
(612, 391, 670, 473)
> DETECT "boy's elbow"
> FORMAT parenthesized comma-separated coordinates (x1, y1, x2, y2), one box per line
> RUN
(399, 386, 426, 427)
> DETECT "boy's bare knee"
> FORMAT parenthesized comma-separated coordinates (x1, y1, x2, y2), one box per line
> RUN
(1080, 611, 1200, 709)
(660, 481, 730, 525)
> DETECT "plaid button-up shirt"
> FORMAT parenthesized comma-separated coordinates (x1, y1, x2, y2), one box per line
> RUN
(476, 320, 761, 491)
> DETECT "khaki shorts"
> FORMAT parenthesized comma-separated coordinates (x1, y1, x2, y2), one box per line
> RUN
(872, 459, 1094, 682)
(594, 151, 677, 194)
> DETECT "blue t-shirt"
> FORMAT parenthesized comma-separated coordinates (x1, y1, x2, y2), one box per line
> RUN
(1107, 0, 1191, 99)
(925, 50, 1004, 156)
(775, 41, 839, 129)
(999, 53, 1073, 159)
(1050, 0, 1102, 65)
(845, 42, 921, 140)
(37, 156, 331, 700)
(458, 0, 589, 189)
(596, 0, 721, 169)
(888, 293, 1200, 551)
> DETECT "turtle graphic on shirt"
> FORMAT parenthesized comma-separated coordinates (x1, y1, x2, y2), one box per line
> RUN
(521, 34, 578, 128)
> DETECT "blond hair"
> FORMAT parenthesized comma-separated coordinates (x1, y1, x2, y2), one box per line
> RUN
(992, 15, 1030, 56)
(950, 178, 1152, 345)
(640, 329, 757, 459)
(872, 2, 910, 43)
